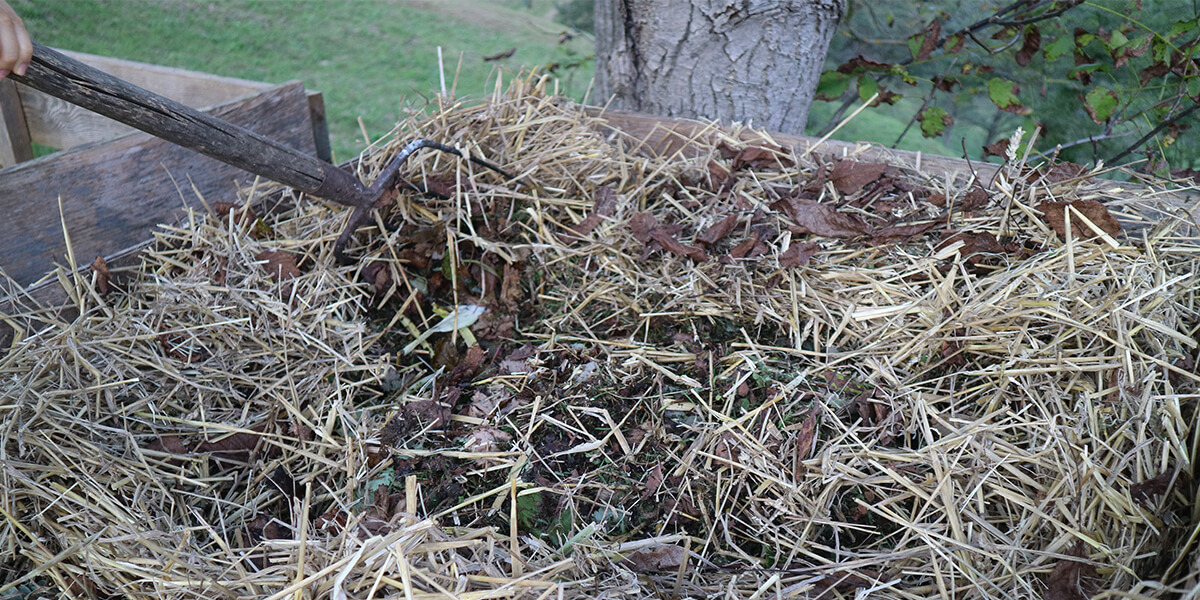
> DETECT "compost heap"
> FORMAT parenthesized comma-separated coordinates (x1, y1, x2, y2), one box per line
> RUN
(1, 75, 1198, 600)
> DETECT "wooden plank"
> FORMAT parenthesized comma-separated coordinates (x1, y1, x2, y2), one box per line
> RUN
(0, 81, 318, 288)
(16, 48, 271, 150)
(306, 90, 332, 162)
(0, 79, 33, 166)
(589, 108, 1000, 184)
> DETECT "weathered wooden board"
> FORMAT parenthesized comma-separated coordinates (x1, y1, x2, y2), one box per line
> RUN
(0, 80, 33, 166)
(0, 81, 317, 287)
(588, 108, 1001, 184)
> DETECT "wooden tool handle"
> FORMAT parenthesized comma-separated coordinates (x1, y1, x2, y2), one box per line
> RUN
(12, 43, 368, 205)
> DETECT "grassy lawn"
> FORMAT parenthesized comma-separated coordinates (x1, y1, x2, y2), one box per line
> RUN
(14, 0, 592, 161)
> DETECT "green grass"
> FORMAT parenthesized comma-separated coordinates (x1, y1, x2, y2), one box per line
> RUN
(14, 0, 591, 161)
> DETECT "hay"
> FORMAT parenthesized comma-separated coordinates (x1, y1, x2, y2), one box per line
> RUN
(1, 73, 1198, 599)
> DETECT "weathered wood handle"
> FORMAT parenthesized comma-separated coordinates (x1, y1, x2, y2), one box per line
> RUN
(11, 42, 370, 207)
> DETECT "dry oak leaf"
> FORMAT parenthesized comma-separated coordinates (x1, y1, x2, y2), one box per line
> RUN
(561, 185, 618, 241)
(698, 214, 740, 246)
(1038, 200, 1121, 239)
(829, 159, 887, 195)
(624, 545, 686, 572)
(773, 197, 870, 238)
(628, 212, 708, 261)
(256, 250, 302, 281)
(780, 241, 820, 268)
(1130, 470, 1175, 507)
(1045, 542, 1097, 600)
(91, 256, 113, 296)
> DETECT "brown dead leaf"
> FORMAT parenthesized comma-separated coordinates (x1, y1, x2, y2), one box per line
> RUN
(446, 344, 486, 386)
(1016, 24, 1041, 67)
(1045, 542, 1097, 600)
(628, 212, 708, 261)
(362, 261, 393, 299)
(1028, 161, 1091, 185)
(256, 251, 301, 281)
(983, 138, 1011, 157)
(1130, 470, 1175, 507)
(773, 197, 870, 238)
(91, 256, 113, 296)
(829, 159, 887, 195)
(380, 401, 452, 446)
(698, 214, 739, 246)
(926, 192, 947, 207)
(961, 185, 990, 212)
(562, 186, 618, 241)
(707, 160, 732, 190)
(624, 544, 686, 572)
(462, 427, 513, 453)
(780, 241, 820, 268)
(1038, 200, 1122, 239)
(643, 464, 666, 499)
(728, 234, 769, 259)
(869, 221, 940, 243)
(794, 406, 820, 463)
(731, 144, 794, 171)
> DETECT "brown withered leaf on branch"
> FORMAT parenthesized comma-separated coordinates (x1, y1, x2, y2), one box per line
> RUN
(1038, 200, 1122, 239)
(773, 197, 870, 238)
(256, 251, 301, 281)
(697, 214, 740, 247)
(1045, 542, 1097, 600)
(829, 160, 887, 195)
(836, 55, 893, 74)
(983, 138, 1011, 158)
(780, 241, 820, 268)
(91, 256, 113, 296)
(1130, 470, 1175, 507)
(1015, 25, 1041, 66)
(932, 75, 959, 92)
(910, 19, 942, 61)
(624, 545, 686, 572)
(628, 212, 708, 261)
(562, 186, 618, 241)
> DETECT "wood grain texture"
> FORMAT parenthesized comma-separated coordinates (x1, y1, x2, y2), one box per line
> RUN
(0, 81, 317, 287)
(16, 48, 269, 150)
(587, 107, 1001, 184)
(0, 79, 33, 166)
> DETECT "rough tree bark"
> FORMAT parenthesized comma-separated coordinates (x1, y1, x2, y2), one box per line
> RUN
(594, 0, 845, 135)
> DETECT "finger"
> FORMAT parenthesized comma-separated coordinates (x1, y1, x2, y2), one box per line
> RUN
(13, 19, 29, 75)
(0, 19, 16, 77)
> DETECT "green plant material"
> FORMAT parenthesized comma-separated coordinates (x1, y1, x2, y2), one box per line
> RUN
(816, 71, 852, 100)
(1044, 35, 1074, 61)
(858, 75, 879, 102)
(1084, 86, 1119, 123)
(917, 106, 953, 137)
(987, 78, 1024, 112)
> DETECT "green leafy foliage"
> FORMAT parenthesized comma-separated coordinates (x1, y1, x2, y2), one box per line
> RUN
(1084, 87, 1119, 123)
(917, 106, 953, 137)
(812, 1, 1200, 172)
(987, 78, 1021, 111)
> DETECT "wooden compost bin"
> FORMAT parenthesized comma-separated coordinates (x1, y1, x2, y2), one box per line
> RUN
(0, 49, 330, 290)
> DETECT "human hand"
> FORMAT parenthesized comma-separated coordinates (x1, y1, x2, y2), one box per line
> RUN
(0, 0, 32, 80)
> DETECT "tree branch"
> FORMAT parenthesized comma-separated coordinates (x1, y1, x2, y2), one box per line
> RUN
(1107, 99, 1200, 165)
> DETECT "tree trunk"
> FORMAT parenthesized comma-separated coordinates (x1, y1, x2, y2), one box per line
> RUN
(594, 0, 845, 135)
